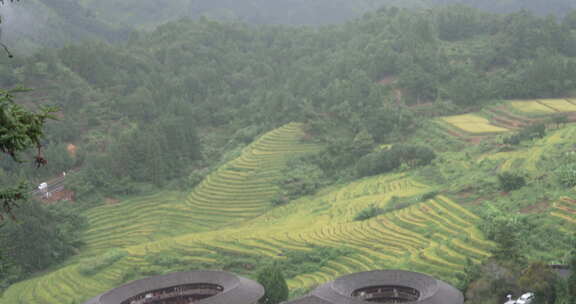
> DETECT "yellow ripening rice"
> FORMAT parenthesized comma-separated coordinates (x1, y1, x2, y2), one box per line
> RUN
(442, 114, 509, 134)
(538, 99, 576, 112)
(509, 100, 557, 113)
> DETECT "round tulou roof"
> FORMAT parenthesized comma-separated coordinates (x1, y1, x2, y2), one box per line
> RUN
(301, 270, 463, 304)
(83, 270, 264, 304)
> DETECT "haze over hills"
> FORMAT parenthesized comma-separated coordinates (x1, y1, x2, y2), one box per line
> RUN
(0, 2, 575, 304)
(2, 0, 576, 51)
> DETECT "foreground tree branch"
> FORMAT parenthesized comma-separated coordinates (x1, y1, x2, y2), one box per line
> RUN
(0, 88, 57, 220)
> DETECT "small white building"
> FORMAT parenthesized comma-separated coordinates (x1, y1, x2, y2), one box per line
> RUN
(38, 182, 49, 198)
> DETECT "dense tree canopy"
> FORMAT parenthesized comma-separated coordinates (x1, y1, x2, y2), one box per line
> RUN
(1, 5, 575, 198)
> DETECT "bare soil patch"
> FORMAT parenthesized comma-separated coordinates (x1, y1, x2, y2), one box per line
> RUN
(41, 189, 75, 204)
(378, 76, 397, 85)
(67, 144, 77, 158)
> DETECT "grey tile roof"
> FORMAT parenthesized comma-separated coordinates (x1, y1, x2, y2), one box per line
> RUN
(83, 270, 264, 304)
(309, 270, 463, 304)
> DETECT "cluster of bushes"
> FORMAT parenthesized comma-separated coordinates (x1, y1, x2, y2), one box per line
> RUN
(555, 159, 576, 188)
(353, 192, 438, 221)
(0, 202, 86, 289)
(277, 157, 326, 201)
(354, 205, 386, 221)
(356, 144, 436, 178)
(497, 172, 526, 192)
(503, 123, 546, 145)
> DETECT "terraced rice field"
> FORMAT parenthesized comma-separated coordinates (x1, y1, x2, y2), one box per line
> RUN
(278, 195, 494, 288)
(0, 123, 323, 304)
(508, 99, 576, 114)
(441, 114, 509, 134)
(479, 126, 575, 173)
(551, 197, 576, 232)
(538, 99, 576, 112)
(435, 98, 576, 142)
(509, 100, 559, 114)
(80, 123, 321, 255)
(0, 122, 499, 304)
(1, 169, 495, 304)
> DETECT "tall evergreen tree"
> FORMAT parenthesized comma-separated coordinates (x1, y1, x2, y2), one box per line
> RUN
(257, 264, 289, 304)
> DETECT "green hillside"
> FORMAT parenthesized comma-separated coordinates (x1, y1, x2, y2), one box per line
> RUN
(2, 110, 576, 303)
(1, 3, 576, 304)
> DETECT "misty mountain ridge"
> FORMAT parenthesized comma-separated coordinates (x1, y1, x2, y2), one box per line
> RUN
(1, 0, 576, 52)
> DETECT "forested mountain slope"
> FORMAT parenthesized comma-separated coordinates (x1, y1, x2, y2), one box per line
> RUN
(0, 5, 576, 304)
(0, 0, 129, 52)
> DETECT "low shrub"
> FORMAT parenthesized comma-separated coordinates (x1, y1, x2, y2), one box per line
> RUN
(356, 144, 436, 178)
(421, 191, 439, 201)
(271, 195, 289, 206)
(497, 172, 526, 192)
(354, 204, 385, 221)
(555, 162, 576, 188)
(503, 123, 546, 145)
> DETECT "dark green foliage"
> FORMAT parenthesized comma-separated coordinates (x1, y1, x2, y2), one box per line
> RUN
(480, 208, 526, 264)
(519, 262, 558, 304)
(443, 68, 489, 106)
(3, 6, 576, 203)
(257, 264, 288, 304)
(498, 172, 526, 192)
(504, 123, 547, 145)
(364, 107, 417, 143)
(0, 202, 86, 288)
(421, 191, 439, 201)
(354, 192, 436, 221)
(455, 258, 481, 291)
(278, 157, 325, 200)
(464, 260, 521, 304)
(357, 144, 436, 177)
(0, 88, 56, 219)
(0, 88, 56, 162)
(554, 159, 576, 188)
(270, 196, 288, 207)
(354, 204, 385, 221)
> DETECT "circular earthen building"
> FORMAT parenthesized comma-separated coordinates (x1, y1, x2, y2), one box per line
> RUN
(82, 270, 264, 304)
(285, 270, 463, 304)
